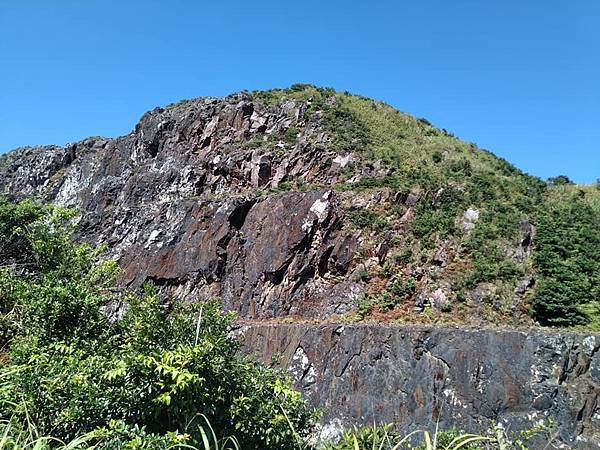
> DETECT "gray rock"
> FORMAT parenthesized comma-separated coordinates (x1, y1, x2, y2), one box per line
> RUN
(461, 207, 480, 231)
(428, 288, 449, 309)
(515, 220, 535, 261)
(0, 94, 357, 319)
(240, 324, 600, 450)
(433, 247, 450, 267)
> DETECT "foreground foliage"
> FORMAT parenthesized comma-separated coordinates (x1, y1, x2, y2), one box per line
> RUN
(322, 422, 555, 450)
(0, 419, 548, 450)
(0, 199, 314, 449)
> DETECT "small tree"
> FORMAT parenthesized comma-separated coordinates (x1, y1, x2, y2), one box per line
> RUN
(547, 175, 573, 186)
(532, 201, 600, 326)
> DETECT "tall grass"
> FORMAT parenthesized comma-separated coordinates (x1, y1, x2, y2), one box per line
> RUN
(323, 424, 495, 450)
(0, 420, 98, 450)
(0, 414, 544, 450)
(0, 413, 240, 450)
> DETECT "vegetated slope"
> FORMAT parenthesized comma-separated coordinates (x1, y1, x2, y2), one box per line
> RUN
(0, 84, 598, 328)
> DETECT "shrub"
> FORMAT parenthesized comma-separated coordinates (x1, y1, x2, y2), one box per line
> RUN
(0, 199, 315, 449)
(284, 126, 300, 144)
(323, 424, 399, 449)
(390, 277, 416, 300)
(547, 175, 573, 186)
(347, 209, 388, 231)
(322, 424, 494, 450)
(412, 187, 464, 239)
(532, 200, 599, 326)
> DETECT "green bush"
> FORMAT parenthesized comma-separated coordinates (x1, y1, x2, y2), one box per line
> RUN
(347, 209, 388, 232)
(353, 276, 417, 317)
(547, 175, 573, 186)
(411, 187, 464, 239)
(0, 199, 315, 449)
(532, 200, 600, 326)
(390, 277, 416, 300)
(284, 126, 300, 144)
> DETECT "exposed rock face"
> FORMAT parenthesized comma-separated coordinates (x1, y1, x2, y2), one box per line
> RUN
(240, 323, 600, 449)
(0, 93, 363, 319)
(0, 90, 545, 324)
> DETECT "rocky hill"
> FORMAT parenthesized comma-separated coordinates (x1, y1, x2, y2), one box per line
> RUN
(1, 84, 599, 447)
(1, 84, 597, 328)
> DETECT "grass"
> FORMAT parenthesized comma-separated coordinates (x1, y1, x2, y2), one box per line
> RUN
(578, 302, 600, 332)
(0, 417, 544, 450)
(320, 421, 549, 450)
(0, 397, 548, 450)
(0, 413, 240, 450)
(545, 183, 600, 211)
(0, 415, 98, 450)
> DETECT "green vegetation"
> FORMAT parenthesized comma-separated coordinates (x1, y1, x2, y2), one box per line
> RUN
(347, 209, 388, 232)
(250, 84, 598, 328)
(532, 186, 600, 326)
(355, 276, 418, 320)
(337, 90, 545, 297)
(252, 84, 370, 154)
(0, 196, 562, 449)
(0, 419, 547, 450)
(0, 420, 99, 450)
(0, 199, 314, 449)
(547, 175, 573, 186)
(323, 426, 488, 450)
(321, 422, 552, 450)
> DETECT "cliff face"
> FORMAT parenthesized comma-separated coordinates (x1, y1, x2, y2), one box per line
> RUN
(0, 92, 362, 319)
(1, 86, 599, 446)
(0, 87, 545, 324)
(240, 324, 600, 449)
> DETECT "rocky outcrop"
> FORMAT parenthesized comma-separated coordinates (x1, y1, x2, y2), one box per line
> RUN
(0, 93, 365, 319)
(0, 89, 546, 323)
(239, 323, 600, 449)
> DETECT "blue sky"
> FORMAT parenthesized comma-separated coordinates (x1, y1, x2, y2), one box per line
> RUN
(1, 1, 598, 183)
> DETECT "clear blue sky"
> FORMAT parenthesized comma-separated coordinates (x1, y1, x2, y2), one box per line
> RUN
(1, 1, 598, 183)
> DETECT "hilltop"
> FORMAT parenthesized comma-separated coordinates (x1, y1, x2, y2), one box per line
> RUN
(1, 84, 598, 329)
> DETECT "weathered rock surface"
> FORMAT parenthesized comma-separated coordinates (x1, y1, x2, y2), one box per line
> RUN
(0, 93, 364, 318)
(240, 323, 600, 449)
(0, 90, 546, 323)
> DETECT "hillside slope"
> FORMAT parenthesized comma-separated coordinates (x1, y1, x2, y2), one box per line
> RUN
(1, 85, 598, 328)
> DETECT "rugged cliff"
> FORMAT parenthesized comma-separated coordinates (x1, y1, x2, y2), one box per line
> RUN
(239, 323, 600, 448)
(0, 85, 558, 325)
(1, 91, 366, 319)
(1, 85, 599, 446)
